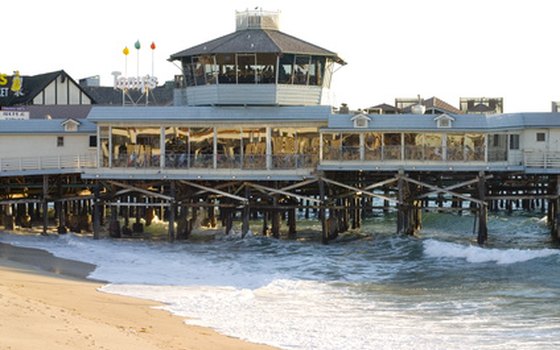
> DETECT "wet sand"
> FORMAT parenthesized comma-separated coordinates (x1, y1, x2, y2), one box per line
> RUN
(0, 241, 279, 350)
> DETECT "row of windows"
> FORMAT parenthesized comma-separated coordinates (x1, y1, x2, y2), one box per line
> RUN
(180, 53, 331, 87)
(56, 136, 98, 147)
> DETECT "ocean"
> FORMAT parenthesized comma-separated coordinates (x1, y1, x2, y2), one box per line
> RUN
(1, 211, 559, 350)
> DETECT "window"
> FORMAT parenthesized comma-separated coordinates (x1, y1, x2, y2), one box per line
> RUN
(89, 135, 97, 148)
(355, 118, 367, 128)
(509, 134, 520, 150)
(536, 132, 546, 142)
(438, 119, 450, 128)
(57, 136, 64, 147)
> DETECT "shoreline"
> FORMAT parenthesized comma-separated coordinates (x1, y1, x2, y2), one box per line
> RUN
(0, 240, 279, 350)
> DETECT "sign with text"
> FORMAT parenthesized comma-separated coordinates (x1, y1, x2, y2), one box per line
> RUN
(0, 71, 24, 98)
(0, 110, 29, 120)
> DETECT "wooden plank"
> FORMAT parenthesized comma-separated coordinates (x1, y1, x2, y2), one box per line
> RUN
(246, 182, 322, 204)
(400, 175, 485, 206)
(107, 180, 174, 201)
(362, 176, 400, 191)
(180, 180, 248, 203)
(319, 176, 399, 204)
(278, 178, 319, 192)
(417, 175, 493, 199)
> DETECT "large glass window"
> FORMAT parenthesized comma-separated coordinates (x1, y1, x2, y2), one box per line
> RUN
(217, 128, 242, 168)
(216, 54, 236, 84)
(272, 128, 297, 168)
(341, 133, 360, 160)
(99, 126, 109, 167)
(322, 133, 341, 161)
(111, 127, 131, 167)
(237, 54, 257, 84)
(165, 127, 189, 168)
(383, 133, 401, 160)
(465, 133, 485, 161)
(190, 128, 214, 168)
(447, 134, 465, 161)
(404, 133, 422, 160)
(424, 133, 442, 161)
(111, 127, 161, 168)
(278, 54, 294, 84)
(242, 127, 267, 169)
(309, 56, 325, 86)
(488, 134, 507, 161)
(364, 132, 382, 160)
(293, 55, 310, 85)
(256, 53, 277, 84)
(297, 127, 320, 167)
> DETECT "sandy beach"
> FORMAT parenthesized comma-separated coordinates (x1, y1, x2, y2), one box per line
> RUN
(0, 242, 279, 350)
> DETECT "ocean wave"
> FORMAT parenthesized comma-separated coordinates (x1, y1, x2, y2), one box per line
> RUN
(423, 239, 559, 264)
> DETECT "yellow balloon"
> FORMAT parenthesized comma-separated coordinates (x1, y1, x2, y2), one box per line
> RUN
(123, 47, 130, 56)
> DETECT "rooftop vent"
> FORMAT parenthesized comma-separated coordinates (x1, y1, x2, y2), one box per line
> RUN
(236, 9, 280, 31)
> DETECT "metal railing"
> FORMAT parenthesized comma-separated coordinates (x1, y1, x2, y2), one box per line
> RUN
(0, 153, 97, 173)
(524, 151, 560, 168)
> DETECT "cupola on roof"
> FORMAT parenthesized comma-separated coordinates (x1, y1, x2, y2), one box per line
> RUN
(169, 9, 345, 65)
(169, 9, 345, 107)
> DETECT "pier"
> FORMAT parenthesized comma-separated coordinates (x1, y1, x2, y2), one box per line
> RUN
(1, 164, 559, 245)
(2, 9, 560, 245)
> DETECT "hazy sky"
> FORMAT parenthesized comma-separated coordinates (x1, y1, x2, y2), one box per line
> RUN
(3, 0, 559, 112)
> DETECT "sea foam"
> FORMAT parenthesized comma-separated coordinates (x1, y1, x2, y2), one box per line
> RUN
(423, 239, 559, 264)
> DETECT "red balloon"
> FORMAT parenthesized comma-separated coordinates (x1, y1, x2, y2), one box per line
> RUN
(150, 42, 156, 50)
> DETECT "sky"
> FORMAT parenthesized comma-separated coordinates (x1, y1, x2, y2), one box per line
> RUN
(3, 0, 559, 112)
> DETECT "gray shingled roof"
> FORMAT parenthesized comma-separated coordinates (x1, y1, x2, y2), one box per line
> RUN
(81, 85, 174, 106)
(328, 113, 560, 131)
(86, 105, 332, 123)
(26, 105, 92, 119)
(169, 29, 346, 64)
(0, 119, 96, 134)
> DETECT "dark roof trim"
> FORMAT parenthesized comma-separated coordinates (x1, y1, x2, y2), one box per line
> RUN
(169, 29, 346, 65)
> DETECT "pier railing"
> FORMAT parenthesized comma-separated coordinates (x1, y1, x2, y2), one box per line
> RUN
(524, 151, 560, 168)
(0, 153, 97, 173)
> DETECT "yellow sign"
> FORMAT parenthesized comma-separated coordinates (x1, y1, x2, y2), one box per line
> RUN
(0, 71, 24, 98)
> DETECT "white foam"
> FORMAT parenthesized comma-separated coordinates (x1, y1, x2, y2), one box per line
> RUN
(2, 232, 559, 350)
(423, 239, 559, 264)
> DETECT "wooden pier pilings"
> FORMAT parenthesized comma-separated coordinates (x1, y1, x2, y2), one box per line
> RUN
(1, 170, 559, 245)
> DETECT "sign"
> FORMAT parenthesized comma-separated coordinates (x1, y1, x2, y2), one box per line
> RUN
(0, 71, 24, 98)
(0, 110, 29, 120)
(112, 71, 158, 91)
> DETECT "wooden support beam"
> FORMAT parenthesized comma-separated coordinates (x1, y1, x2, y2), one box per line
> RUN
(400, 175, 485, 206)
(245, 182, 322, 204)
(93, 184, 101, 240)
(477, 172, 488, 245)
(180, 180, 248, 203)
(168, 181, 176, 242)
(242, 186, 251, 237)
(277, 178, 319, 192)
(319, 179, 328, 244)
(362, 176, 400, 191)
(42, 175, 49, 236)
(193, 181, 243, 196)
(107, 180, 174, 201)
(552, 175, 560, 242)
(417, 175, 493, 199)
(319, 176, 399, 204)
